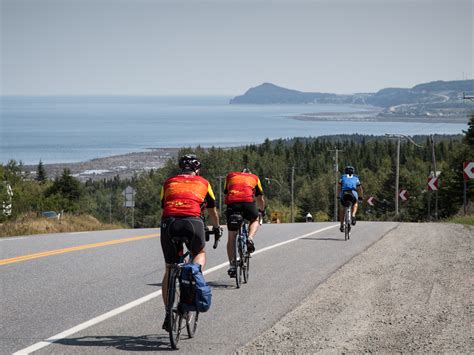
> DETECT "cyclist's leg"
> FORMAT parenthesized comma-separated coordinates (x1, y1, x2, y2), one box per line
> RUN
(338, 196, 345, 231)
(351, 191, 359, 225)
(161, 218, 179, 306)
(244, 203, 259, 239)
(225, 205, 238, 272)
(185, 218, 207, 269)
(226, 230, 237, 262)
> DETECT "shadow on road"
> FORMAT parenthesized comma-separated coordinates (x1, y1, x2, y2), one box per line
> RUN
(300, 236, 346, 242)
(54, 334, 172, 352)
(207, 281, 235, 289)
(147, 283, 163, 287)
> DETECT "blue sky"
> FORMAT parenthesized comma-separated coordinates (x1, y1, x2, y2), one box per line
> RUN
(1, 0, 472, 95)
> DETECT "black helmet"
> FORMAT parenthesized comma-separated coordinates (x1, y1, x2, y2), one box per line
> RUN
(242, 168, 251, 173)
(179, 154, 201, 172)
(344, 165, 355, 175)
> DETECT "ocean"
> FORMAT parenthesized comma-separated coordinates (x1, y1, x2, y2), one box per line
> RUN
(0, 96, 468, 165)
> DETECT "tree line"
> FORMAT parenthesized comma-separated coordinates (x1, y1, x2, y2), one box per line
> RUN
(1, 114, 473, 226)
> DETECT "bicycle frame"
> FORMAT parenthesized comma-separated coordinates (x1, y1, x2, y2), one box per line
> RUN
(166, 238, 196, 349)
(232, 216, 250, 288)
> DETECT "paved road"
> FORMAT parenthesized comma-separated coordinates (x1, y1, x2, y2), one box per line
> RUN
(1, 222, 398, 354)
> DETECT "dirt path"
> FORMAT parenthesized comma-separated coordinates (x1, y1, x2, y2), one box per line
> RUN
(240, 223, 473, 353)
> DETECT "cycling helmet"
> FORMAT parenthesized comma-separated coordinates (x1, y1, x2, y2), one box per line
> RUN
(179, 154, 201, 172)
(242, 168, 251, 173)
(344, 165, 355, 175)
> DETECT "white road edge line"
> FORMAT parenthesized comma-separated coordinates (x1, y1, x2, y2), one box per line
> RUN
(13, 224, 337, 354)
(0, 237, 28, 242)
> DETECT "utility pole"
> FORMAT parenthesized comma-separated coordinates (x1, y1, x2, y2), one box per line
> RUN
(430, 135, 438, 220)
(109, 193, 112, 223)
(291, 166, 295, 223)
(217, 175, 225, 215)
(329, 148, 344, 221)
(386, 134, 423, 217)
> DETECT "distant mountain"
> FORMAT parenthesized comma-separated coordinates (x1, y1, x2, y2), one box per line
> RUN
(230, 80, 474, 109)
(229, 83, 353, 104)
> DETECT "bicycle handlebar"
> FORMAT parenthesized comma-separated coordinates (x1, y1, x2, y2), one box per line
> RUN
(205, 226, 223, 249)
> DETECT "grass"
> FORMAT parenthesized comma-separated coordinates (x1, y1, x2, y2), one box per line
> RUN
(446, 214, 474, 226)
(0, 213, 124, 238)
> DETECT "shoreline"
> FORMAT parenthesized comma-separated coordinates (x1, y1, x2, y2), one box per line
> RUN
(291, 113, 470, 124)
(23, 148, 180, 181)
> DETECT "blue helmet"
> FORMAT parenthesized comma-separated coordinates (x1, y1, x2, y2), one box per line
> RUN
(344, 165, 355, 175)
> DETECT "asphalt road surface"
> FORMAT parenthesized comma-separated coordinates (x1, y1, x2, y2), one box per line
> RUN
(1, 222, 398, 354)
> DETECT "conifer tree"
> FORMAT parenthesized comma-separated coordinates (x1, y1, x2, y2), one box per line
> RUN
(36, 160, 47, 182)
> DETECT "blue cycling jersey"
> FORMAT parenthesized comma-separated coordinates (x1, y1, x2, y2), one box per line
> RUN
(340, 174, 360, 191)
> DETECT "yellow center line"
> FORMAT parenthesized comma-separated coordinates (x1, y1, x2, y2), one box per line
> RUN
(0, 233, 160, 266)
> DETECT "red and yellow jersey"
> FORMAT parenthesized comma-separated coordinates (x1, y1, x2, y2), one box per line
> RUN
(161, 174, 216, 218)
(224, 172, 263, 204)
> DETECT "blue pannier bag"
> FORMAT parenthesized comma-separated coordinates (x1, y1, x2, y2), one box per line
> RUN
(179, 263, 212, 313)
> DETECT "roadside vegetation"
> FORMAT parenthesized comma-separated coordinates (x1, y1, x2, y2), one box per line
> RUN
(446, 213, 474, 226)
(0, 213, 123, 237)
(1, 114, 472, 237)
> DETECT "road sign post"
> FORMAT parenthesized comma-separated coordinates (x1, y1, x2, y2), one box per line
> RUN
(463, 161, 473, 215)
(367, 196, 375, 206)
(122, 186, 136, 228)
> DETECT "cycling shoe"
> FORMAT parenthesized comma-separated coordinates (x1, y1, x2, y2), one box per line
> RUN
(247, 238, 255, 253)
(339, 225, 344, 232)
(227, 266, 236, 278)
(162, 313, 170, 332)
(351, 216, 357, 226)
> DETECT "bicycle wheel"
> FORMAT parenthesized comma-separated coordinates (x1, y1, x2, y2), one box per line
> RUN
(186, 310, 199, 338)
(243, 250, 250, 283)
(234, 232, 241, 288)
(167, 269, 184, 349)
(344, 206, 351, 241)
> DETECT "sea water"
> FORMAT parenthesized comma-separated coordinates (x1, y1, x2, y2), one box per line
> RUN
(0, 96, 467, 165)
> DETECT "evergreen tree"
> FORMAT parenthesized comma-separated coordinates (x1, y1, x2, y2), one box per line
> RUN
(463, 112, 474, 148)
(36, 160, 47, 182)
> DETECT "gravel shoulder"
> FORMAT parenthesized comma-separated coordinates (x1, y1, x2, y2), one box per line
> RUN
(241, 223, 473, 353)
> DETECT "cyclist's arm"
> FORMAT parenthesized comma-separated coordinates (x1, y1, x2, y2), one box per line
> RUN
(204, 184, 220, 228)
(160, 186, 165, 208)
(207, 206, 219, 228)
(256, 195, 265, 211)
(357, 184, 364, 198)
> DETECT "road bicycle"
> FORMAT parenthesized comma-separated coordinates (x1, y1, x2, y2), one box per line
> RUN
(228, 213, 251, 288)
(166, 227, 218, 349)
(341, 193, 355, 241)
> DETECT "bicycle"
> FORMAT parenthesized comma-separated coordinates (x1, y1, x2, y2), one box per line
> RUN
(166, 227, 218, 349)
(341, 193, 355, 241)
(228, 213, 250, 288)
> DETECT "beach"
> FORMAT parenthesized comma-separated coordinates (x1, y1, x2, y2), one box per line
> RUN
(23, 148, 179, 181)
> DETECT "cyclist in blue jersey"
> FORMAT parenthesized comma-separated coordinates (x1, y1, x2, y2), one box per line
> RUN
(338, 165, 364, 232)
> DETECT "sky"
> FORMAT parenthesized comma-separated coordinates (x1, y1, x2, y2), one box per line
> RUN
(1, 0, 472, 96)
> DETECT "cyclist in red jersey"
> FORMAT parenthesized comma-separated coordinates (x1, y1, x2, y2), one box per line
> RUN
(224, 168, 265, 277)
(160, 154, 221, 330)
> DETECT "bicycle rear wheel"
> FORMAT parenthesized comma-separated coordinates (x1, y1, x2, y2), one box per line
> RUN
(186, 310, 199, 338)
(167, 269, 184, 349)
(243, 251, 250, 283)
(344, 206, 351, 241)
(234, 232, 241, 288)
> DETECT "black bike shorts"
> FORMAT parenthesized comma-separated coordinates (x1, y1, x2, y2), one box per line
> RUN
(160, 217, 206, 264)
(225, 202, 259, 229)
(340, 191, 358, 207)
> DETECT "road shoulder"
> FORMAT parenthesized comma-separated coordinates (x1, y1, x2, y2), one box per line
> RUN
(240, 223, 473, 353)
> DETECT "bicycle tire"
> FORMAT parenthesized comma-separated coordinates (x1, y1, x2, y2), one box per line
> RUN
(167, 269, 184, 349)
(235, 231, 241, 288)
(243, 252, 250, 283)
(186, 310, 199, 338)
(344, 206, 351, 241)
